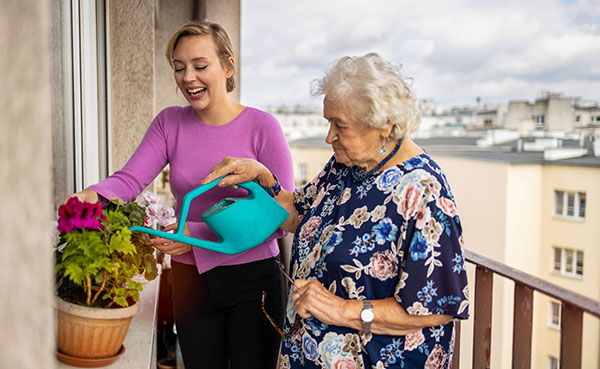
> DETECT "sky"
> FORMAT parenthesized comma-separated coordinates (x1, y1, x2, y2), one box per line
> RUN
(239, 0, 600, 111)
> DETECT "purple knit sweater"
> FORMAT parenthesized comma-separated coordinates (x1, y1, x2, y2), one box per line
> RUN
(88, 105, 294, 274)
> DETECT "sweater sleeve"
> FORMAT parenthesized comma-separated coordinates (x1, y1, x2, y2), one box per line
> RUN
(87, 112, 169, 202)
(255, 112, 294, 239)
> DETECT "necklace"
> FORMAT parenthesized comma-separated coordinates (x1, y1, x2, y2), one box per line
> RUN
(350, 138, 403, 183)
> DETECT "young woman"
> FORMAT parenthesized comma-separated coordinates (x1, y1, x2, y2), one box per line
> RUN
(68, 21, 293, 369)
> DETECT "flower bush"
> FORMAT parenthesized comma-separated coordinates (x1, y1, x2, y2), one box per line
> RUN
(55, 197, 159, 308)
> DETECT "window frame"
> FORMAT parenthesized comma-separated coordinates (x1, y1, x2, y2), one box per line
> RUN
(552, 246, 584, 278)
(554, 190, 586, 220)
(548, 301, 561, 330)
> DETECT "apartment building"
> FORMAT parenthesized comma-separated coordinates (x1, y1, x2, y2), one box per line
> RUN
(431, 148, 599, 369)
(505, 91, 600, 134)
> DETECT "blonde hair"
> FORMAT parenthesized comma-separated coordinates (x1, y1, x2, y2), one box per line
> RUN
(311, 53, 421, 139)
(166, 20, 236, 92)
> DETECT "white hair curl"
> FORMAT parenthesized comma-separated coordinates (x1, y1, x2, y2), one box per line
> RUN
(311, 53, 421, 139)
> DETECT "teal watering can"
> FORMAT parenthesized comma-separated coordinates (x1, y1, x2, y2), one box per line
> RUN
(129, 176, 289, 255)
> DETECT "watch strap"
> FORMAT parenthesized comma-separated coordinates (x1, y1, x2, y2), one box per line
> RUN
(361, 299, 373, 334)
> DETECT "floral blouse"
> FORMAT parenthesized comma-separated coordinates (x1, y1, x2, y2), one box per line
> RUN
(279, 153, 469, 369)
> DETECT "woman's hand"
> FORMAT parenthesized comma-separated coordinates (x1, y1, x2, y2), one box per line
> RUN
(201, 156, 302, 233)
(201, 156, 272, 188)
(291, 279, 453, 335)
(291, 279, 350, 326)
(65, 189, 99, 204)
(149, 222, 192, 256)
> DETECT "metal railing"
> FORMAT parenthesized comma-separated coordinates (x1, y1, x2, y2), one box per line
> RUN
(453, 249, 600, 369)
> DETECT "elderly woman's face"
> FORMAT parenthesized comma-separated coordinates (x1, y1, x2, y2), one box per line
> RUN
(323, 97, 386, 171)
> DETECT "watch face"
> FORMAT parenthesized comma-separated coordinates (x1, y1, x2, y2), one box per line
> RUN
(361, 309, 375, 323)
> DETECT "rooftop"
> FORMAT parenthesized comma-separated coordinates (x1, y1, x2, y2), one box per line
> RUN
(289, 135, 600, 168)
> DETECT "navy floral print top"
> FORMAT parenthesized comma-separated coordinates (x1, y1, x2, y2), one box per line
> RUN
(279, 153, 469, 369)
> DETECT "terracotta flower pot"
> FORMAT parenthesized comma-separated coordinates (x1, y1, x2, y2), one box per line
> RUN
(56, 297, 138, 359)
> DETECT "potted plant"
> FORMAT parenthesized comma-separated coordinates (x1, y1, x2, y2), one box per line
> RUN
(54, 195, 163, 367)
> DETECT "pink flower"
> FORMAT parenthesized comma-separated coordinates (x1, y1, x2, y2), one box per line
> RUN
(368, 250, 397, 281)
(404, 330, 425, 351)
(299, 216, 322, 239)
(424, 344, 447, 369)
(139, 191, 159, 206)
(157, 206, 176, 227)
(400, 187, 423, 220)
(332, 358, 359, 369)
(57, 197, 105, 233)
(436, 197, 458, 217)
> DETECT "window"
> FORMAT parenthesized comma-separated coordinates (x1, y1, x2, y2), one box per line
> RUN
(51, 0, 108, 210)
(484, 119, 493, 127)
(553, 247, 583, 277)
(554, 190, 585, 219)
(548, 356, 559, 369)
(549, 301, 561, 329)
(533, 114, 545, 128)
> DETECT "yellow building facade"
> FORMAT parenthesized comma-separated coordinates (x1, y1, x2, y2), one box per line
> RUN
(424, 153, 599, 369)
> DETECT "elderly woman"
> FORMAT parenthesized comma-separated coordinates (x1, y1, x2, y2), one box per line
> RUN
(202, 53, 469, 368)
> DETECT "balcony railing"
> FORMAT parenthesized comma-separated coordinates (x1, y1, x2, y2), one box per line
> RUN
(453, 249, 600, 369)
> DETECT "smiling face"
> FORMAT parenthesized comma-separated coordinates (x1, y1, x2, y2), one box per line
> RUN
(323, 97, 389, 171)
(172, 35, 233, 117)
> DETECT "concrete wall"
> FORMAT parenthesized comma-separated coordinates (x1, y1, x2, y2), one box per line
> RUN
(154, 0, 192, 114)
(0, 1, 55, 368)
(206, 0, 241, 103)
(547, 97, 574, 132)
(505, 101, 532, 130)
(108, 0, 156, 172)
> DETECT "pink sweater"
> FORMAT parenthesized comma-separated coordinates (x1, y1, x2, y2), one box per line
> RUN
(89, 105, 294, 274)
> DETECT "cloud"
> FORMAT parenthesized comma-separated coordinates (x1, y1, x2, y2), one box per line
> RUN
(240, 0, 600, 109)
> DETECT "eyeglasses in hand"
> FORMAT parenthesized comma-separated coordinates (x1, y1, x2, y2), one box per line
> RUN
(261, 259, 301, 339)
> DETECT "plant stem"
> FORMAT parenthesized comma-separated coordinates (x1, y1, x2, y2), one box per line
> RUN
(85, 275, 92, 305)
(90, 270, 107, 305)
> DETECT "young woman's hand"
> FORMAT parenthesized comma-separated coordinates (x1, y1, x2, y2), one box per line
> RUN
(150, 222, 192, 256)
(65, 189, 99, 204)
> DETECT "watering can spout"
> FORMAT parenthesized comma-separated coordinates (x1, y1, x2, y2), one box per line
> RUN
(129, 176, 289, 255)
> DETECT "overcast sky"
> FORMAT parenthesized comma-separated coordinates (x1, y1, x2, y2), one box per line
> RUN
(239, 0, 600, 111)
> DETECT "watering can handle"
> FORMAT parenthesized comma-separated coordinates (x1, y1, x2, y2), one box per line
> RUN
(176, 176, 223, 234)
(128, 176, 269, 253)
(176, 176, 263, 234)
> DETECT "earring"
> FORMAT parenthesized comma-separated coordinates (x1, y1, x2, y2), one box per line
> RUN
(380, 138, 387, 155)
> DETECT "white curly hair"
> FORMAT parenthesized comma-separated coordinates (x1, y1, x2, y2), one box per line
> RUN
(311, 53, 421, 139)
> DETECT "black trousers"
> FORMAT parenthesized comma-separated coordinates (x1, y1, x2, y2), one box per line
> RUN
(171, 257, 284, 369)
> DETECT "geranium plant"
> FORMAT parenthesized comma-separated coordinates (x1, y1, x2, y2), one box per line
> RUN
(138, 191, 176, 228)
(55, 197, 159, 308)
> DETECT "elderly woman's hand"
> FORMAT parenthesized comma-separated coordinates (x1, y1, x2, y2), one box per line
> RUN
(292, 279, 454, 335)
(201, 156, 272, 188)
(291, 279, 353, 326)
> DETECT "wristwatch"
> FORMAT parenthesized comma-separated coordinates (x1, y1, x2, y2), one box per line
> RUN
(360, 300, 375, 334)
